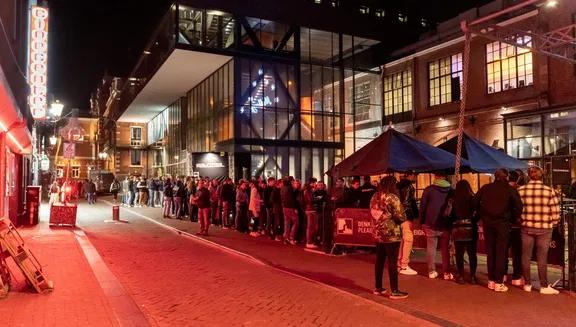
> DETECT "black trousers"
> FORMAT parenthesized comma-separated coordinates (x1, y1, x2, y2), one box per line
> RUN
(483, 223, 510, 284)
(455, 240, 478, 277)
(505, 227, 522, 280)
(374, 242, 400, 291)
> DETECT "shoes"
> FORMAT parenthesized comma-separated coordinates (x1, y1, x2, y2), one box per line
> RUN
(540, 285, 559, 295)
(398, 266, 418, 276)
(306, 243, 318, 249)
(289, 240, 297, 245)
(494, 283, 508, 292)
(487, 281, 495, 290)
(470, 276, 478, 285)
(511, 278, 523, 286)
(455, 275, 466, 285)
(249, 232, 260, 237)
(373, 288, 386, 296)
(275, 236, 283, 242)
(389, 290, 409, 300)
(523, 284, 532, 292)
(222, 226, 229, 230)
(443, 273, 454, 281)
(428, 271, 438, 279)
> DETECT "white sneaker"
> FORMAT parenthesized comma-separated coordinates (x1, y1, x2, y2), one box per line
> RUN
(523, 284, 532, 292)
(305, 243, 318, 249)
(487, 281, 496, 290)
(428, 271, 438, 279)
(494, 283, 509, 292)
(398, 266, 418, 276)
(443, 273, 454, 281)
(540, 285, 559, 295)
(511, 278, 523, 286)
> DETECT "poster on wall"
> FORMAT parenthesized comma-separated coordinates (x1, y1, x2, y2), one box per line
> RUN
(191, 152, 229, 179)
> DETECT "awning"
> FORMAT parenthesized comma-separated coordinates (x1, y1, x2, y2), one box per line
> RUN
(437, 133, 528, 173)
(0, 67, 32, 155)
(327, 128, 468, 177)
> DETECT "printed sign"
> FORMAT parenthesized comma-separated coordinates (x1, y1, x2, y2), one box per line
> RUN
(29, 6, 49, 120)
(63, 142, 75, 159)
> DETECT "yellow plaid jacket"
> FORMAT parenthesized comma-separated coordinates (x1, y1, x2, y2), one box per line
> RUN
(518, 181, 560, 229)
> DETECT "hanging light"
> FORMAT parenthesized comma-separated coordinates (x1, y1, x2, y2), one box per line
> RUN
(49, 135, 58, 146)
(50, 100, 64, 118)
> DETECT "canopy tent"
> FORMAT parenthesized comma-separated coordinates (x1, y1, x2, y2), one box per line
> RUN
(437, 133, 528, 173)
(327, 128, 468, 177)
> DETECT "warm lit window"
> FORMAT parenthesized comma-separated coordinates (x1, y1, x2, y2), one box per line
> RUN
(359, 6, 369, 14)
(384, 70, 412, 118)
(375, 9, 385, 18)
(429, 53, 463, 106)
(131, 149, 142, 166)
(314, 0, 321, 4)
(56, 166, 64, 178)
(486, 38, 533, 94)
(398, 13, 408, 23)
(71, 166, 80, 178)
(130, 126, 142, 146)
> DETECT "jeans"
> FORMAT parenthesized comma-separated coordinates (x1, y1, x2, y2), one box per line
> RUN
(423, 225, 451, 274)
(305, 211, 318, 244)
(398, 221, 414, 268)
(173, 197, 183, 218)
(521, 227, 553, 287)
(198, 207, 210, 233)
(455, 240, 478, 277)
(505, 227, 523, 280)
(484, 223, 510, 284)
(211, 202, 220, 225)
(222, 201, 231, 226)
(87, 192, 95, 204)
(163, 197, 172, 217)
(283, 208, 299, 241)
(375, 242, 401, 291)
(265, 207, 276, 238)
(235, 205, 248, 232)
(129, 192, 135, 206)
(154, 191, 162, 207)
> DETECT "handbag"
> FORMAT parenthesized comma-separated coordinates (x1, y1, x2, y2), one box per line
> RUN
(452, 218, 474, 241)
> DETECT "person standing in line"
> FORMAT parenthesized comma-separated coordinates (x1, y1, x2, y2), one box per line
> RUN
(344, 178, 363, 208)
(303, 182, 318, 249)
(281, 178, 299, 245)
(518, 166, 560, 295)
(263, 177, 276, 239)
(162, 178, 173, 218)
(371, 176, 408, 299)
(147, 177, 156, 207)
(420, 172, 454, 281)
(84, 179, 96, 205)
(505, 170, 524, 286)
(452, 180, 478, 284)
(138, 177, 148, 207)
(173, 179, 185, 219)
(396, 171, 419, 276)
(154, 177, 163, 207)
(110, 178, 121, 203)
(360, 175, 377, 208)
(313, 181, 328, 246)
(210, 179, 221, 226)
(121, 176, 129, 206)
(49, 181, 60, 205)
(249, 181, 262, 237)
(195, 180, 211, 235)
(272, 180, 284, 241)
(220, 178, 235, 228)
(235, 180, 249, 233)
(476, 168, 523, 292)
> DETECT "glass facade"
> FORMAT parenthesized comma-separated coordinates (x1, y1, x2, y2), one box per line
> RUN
(506, 116, 542, 159)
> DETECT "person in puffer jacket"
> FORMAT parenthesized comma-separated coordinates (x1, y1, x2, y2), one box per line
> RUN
(370, 176, 408, 300)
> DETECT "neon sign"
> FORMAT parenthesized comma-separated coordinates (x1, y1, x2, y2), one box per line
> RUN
(29, 6, 49, 120)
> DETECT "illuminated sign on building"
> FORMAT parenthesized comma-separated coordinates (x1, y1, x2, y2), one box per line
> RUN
(28, 6, 49, 120)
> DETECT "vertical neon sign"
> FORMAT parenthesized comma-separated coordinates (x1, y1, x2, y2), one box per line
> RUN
(29, 6, 49, 120)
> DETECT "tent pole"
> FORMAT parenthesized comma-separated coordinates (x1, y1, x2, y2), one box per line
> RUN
(454, 23, 472, 186)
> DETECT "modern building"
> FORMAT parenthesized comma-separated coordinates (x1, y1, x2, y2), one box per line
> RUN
(0, 0, 35, 225)
(381, 0, 576, 192)
(96, 0, 437, 181)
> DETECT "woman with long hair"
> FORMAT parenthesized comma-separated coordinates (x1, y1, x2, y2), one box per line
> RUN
(452, 179, 478, 284)
(370, 176, 408, 299)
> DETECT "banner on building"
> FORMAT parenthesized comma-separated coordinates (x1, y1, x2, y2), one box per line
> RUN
(191, 152, 228, 179)
(29, 6, 49, 120)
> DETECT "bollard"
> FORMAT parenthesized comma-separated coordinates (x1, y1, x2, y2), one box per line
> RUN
(112, 205, 120, 221)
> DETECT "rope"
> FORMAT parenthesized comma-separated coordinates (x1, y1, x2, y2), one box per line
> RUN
(453, 30, 472, 185)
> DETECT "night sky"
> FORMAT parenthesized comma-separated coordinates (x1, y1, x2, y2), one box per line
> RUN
(48, 0, 491, 112)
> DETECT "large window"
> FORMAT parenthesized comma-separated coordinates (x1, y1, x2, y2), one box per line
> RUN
(506, 116, 541, 159)
(71, 166, 80, 178)
(486, 38, 533, 94)
(429, 54, 462, 106)
(384, 70, 412, 121)
(130, 127, 142, 146)
(130, 149, 142, 166)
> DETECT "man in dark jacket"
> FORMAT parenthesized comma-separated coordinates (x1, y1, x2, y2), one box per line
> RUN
(477, 168, 523, 292)
(344, 178, 363, 208)
(397, 171, 419, 275)
(264, 177, 276, 239)
(220, 178, 235, 228)
(420, 172, 453, 280)
(195, 180, 211, 235)
(235, 180, 249, 232)
(128, 177, 135, 207)
(281, 178, 299, 244)
(359, 176, 377, 208)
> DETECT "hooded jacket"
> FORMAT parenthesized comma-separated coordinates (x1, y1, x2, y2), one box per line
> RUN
(420, 179, 452, 229)
(397, 179, 419, 221)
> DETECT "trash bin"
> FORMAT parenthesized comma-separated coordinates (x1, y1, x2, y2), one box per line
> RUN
(112, 205, 120, 221)
(25, 186, 41, 225)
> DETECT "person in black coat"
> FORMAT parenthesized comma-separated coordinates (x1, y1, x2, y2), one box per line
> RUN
(452, 180, 479, 284)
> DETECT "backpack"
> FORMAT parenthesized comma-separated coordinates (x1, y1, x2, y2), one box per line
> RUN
(436, 190, 455, 229)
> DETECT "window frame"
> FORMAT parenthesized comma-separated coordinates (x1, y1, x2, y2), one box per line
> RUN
(130, 126, 142, 146)
(130, 149, 142, 167)
(71, 166, 80, 178)
(383, 69, 413, 121)
(428, 53, 463, 107)
(485, 38, 533, 94)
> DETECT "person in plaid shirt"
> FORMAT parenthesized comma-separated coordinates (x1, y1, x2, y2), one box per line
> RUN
(517, 166, 560, 295)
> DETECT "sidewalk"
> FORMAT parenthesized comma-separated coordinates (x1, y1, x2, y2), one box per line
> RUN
(116, 199, 576, 327)
(0, 221, 118, 326)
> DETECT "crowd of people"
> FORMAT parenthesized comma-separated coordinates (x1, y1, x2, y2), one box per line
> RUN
(110, 165, 562, 300)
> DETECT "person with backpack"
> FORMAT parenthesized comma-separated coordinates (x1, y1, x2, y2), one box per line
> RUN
(162, 178, 173, 218)
(110, 178, 121, 203)
(420, 172, 454, 281)
(452, 180, 479, 284)
(476, 168, 523, 292)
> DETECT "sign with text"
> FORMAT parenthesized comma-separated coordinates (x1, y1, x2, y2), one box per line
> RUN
(191, 152, 228, 179)
(63, 142, 75, 159)
(29, 6, 49, 120)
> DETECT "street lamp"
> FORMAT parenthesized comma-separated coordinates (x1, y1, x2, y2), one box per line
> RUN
(49, 135, 57, 146)
(50, 100, 64, 118)
(546, 0, 559, 8)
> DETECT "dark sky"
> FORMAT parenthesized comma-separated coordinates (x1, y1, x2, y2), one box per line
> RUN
(48, 0, 491, 112)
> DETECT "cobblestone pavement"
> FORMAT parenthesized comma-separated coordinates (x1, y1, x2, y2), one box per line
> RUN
(0, 221, 118, 327)
(99, 199, 576, 327)
(76, 200, 432, 327)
